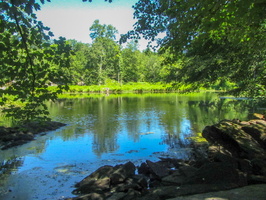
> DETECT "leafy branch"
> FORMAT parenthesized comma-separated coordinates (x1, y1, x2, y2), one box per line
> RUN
(10, 0, 36, 97)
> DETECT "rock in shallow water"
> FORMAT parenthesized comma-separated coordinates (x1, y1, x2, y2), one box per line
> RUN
(66, 118, 266, 200)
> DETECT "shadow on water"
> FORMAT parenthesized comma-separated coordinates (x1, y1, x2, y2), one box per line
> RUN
(0, 92, 261, 200)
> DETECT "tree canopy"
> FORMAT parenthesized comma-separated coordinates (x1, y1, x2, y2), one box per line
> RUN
(132, 0, 265, 52)
(0, 0, 72, 123)
(131, 0, 266, 97)
(90, 19, 118, 41)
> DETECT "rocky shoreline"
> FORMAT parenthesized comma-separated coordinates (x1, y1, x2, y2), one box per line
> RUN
(66, 115, 266, 200)
(0, 121, 66, 150)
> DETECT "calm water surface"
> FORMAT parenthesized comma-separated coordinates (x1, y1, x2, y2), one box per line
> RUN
(0, 93, 255, 200)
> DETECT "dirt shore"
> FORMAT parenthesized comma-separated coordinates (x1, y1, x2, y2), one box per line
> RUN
(0, 121, 66, 150)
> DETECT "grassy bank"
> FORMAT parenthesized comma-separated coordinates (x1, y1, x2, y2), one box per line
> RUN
(67, 82, 175, 94)
(49, 82, 206, 95)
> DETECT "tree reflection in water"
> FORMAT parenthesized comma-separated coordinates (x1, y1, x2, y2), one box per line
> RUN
(0, 157, 24, 192)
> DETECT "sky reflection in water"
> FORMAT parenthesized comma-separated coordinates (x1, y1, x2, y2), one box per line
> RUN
(0, 93, 254, 199)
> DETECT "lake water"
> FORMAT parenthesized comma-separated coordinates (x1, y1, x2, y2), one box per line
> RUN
(0, 92, 255, 200)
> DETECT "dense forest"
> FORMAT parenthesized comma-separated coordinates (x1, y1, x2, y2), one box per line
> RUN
(65, 19, 167, 85)
(0, 0, 265, 123)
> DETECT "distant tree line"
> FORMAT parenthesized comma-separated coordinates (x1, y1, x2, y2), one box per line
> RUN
(65, 20, 170, 86)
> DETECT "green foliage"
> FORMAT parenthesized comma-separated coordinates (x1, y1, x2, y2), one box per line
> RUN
(0, 0, 71, 124)
(121, 42, 144, 83)
(90, 19, 118, 41)
(62, 82, 174, 95)
(67, 40, 91, 85)
(131, 0, 266, 98)
(86, 37, 121, 85)
(63, 21, 122, 86)
(142, 48, 163, 82)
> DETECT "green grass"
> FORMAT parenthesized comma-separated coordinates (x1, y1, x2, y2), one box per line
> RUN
(62, 82, 177, 94)
(57, 91, 216, 99)
(48, 79, 237, 95)
(48, 81, 221, 99)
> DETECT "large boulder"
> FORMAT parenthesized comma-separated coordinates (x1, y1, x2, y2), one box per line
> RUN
(202, 119, 266, 177)
(241, 120, 266, 150)
(202, 120, 266, 159)
(202, 119, 266, 158)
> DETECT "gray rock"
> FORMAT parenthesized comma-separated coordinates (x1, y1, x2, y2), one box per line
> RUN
(73, 162, 140, 197)
(106, 192, 127, 200)
(75, 165, 114, 188)
(111, 161, 136, 184)
(238, 159, 252, 174)
(146, 160, 169, 179)
(185, 162, 247, 187)
(73, 177, 111, 194)
(138, 162, 150, 175)
(132, 175, 148, 189)
(178, 165, 197, 177)
(111, 177, 141, 192)
(203, 120, 266, 159)
(123, 188, 142, 200)
(212, 152, 238, 168)
(161, 170, 186, 186)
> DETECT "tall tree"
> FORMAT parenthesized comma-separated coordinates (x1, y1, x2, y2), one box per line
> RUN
(90, 19, 118, 41)
(121, 40, 144, 83)
(67, 40, 91, 85)
(142, 48, 163, 82)
(87, 20, 120, 85)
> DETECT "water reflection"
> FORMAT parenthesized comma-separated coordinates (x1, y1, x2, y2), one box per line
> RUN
(0, 92, 257, 200)
(0, 157, 24, 188)
(47, 93, 254, 157)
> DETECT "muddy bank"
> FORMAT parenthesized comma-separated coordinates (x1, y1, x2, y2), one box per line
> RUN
(66, 115, 266, 200)
(0, 121, 66, 150)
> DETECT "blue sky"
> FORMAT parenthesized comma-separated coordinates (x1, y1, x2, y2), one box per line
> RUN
(36, 0, 149, 49)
